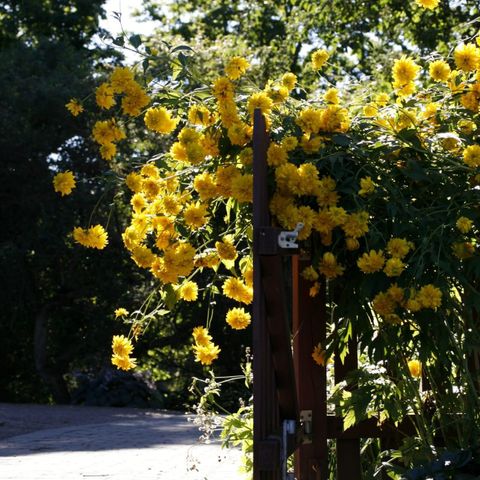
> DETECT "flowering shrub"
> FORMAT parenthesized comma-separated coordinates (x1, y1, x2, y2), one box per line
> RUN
(57, 19, 480, 475)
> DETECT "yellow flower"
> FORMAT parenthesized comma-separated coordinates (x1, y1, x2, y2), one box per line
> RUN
(312, 343, 328, 366)
(281, 72, 297, 91)
(231, 174, 253, 203)
(392, 56, 420, 86)
(387, 284, 404, 303)
(429, 60, 451, 82)
(267, 143, 288, 167)
(125, 172, 143, 193)
(363, 103, 378, 117)
(188, 105, 215, 126)
(112, 335, 133, 357)
(222, 277, 253, 304)
(408, 359, 422, 378)
(454, 43, 480, 72)
(92, 118, 125, 146)
(300, 135, 323, 154)
(311, 49, 329, 70)
(384, 258, 405, 277)
(111, 354, 137, 371)
(346, 237, 360, 251)
(357, 249, 385, 274)
(463, 145, 480, 168)
(179, 281, 198, 301)
(65, 98, 84, 116)
(309, 282, 321, 297)
(456, 216, 473, 233)
(194, 250, 220, 269)
(212, 76, 235, 101)
(372, 291, 396, 317)
(183, 202, 209, 229)
(296, 108, 322, 134)
(458, 120, 477, 135)
(144, 107, 178, 134)
(121, 82, 150, 116)
(193, 342, 221, 365)
(225, 56, 250, 80)
(100, 142, 116, 161)
(375, 92, 390, 107)
(415, 0, 439, 9)
(342, 211, 369, 238)
(53, 171, 76, 196)
(417, 284, 442, 309)
(193, 173, 217, 201)
(319, 252, 345, 279)
(226, 307, 251, 330)
(281, 136, 298, 151)
(452, 242, 475, 260)
(95, 82, 115, 109)
(114, 308, 129, 318)
(324, 88, 339, 104)
(216, 237, 238, 261)
(358, 176, 376, 196)
(387, 238, 414, 259)
(394, 81, 416, 97)
(192, 326, 212, 346)
(73, 225, 108, 250)
(110, 66, 135, 93)
(131, 245, 156, 268)
(301, 266, 319, 282)
(247, 92, 273, 117)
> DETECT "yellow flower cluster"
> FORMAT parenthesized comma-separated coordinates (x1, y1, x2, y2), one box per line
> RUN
(192, 326, 221, 365)
(372, 283, 442, 321)
(111, 335, 136, 371)
(63, 35, 480, 372)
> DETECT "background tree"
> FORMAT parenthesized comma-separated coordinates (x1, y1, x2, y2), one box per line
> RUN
(0, 0, 127, 403)
(141, 0, 479, 84)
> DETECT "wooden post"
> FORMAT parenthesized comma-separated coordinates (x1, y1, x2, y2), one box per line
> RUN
(293, 257, 328, 480)
(253, 108, 281, 479)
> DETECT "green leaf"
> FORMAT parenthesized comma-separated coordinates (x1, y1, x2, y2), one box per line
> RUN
(332, 134, 351, 147)
(112, 35, 124, 47)
(343, 408, 356, 430)
(170, 45, 194, 54)
(142, 58, 149, 72)
(129, 34, 142, 49)
(164, 284, 177, 310)
(171, 61, 183, 80)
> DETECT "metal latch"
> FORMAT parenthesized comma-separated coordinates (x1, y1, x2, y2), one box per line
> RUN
(300, 410, 312, 444)
(278, 223, 304, 249)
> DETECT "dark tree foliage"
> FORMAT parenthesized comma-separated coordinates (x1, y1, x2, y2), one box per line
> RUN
(0, 0, 136, 404)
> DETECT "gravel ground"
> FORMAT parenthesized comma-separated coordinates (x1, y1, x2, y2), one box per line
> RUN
(0, 403, 182, 441)
(0, 403, 244, 480)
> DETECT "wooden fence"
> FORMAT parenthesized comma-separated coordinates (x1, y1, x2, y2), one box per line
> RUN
(252, 109, 409, 480)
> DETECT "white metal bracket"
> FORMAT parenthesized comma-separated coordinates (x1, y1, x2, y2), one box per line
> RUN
(278, 223, 304, 249)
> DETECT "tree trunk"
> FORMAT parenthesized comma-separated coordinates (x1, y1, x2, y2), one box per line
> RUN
(34, 305, 71, 404)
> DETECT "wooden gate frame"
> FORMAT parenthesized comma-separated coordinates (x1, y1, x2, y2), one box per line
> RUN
(252, 110, 410, 480)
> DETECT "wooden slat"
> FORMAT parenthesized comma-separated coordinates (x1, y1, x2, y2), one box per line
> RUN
(293, 257, 328, 480)
(326, 416, 416, 439)
(335, 341, 361, 479)
(260, 255, 298, 420)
